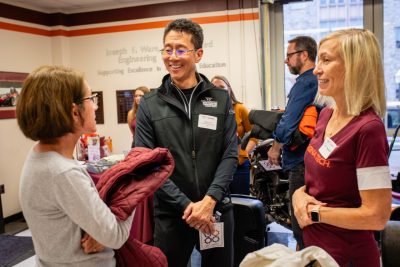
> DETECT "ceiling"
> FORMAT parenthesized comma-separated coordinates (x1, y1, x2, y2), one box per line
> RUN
(1, 0, 187, 13)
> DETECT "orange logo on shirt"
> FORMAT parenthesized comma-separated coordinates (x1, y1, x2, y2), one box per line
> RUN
(307, 145, 331, 168)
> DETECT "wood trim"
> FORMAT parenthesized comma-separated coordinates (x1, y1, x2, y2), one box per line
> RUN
(0, 21, 51, 36)
(0, 2, 50, 26)
(3, 211, 24, 225)
(0, 0, 259, 27)
(0, 12, 259, 37)
(0, 109, 16, 119)
(0, 71, 29, 81)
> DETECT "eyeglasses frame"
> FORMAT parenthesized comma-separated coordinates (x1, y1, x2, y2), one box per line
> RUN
(286, 50, 306, 60)
(79, 93, 98, 106)
(160, 48, 196, 58)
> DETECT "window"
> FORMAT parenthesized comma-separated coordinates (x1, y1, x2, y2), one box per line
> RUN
(349, 0, 360, 5)
(116, 90, 134, 124)
(283, 0, 363, 95)
(266, 0, 400, 161)
(396, 27, 400, 48)
(397, 83, 400, 101)
(320, 19, 347, 29)
(349, 18, 363, 27)
(386, 103, 400, 129)
(384, 1, 400, 138)
(384, 3, 400, 105)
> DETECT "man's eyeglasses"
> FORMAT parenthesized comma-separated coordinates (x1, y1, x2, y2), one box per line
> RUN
(79, 93, 98, 105)
(160, 49, 196, 57)
(286, 50, 306, 60)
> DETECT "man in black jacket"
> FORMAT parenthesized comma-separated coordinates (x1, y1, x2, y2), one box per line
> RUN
(135, 18, 238, 267)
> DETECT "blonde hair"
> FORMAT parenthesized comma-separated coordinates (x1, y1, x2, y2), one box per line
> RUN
(314, 93, 334, 107)
(319, 29, 386, 117)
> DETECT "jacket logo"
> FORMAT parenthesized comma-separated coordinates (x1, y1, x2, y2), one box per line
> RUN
(201, 97, 218, 108)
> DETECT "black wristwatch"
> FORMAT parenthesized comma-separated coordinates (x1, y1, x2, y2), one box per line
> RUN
(311, 205, 321, 223)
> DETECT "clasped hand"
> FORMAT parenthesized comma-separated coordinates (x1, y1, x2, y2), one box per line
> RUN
(81, 233, 105, 254)
(182, 195, 217, 235)
(292, 186, 325, 228)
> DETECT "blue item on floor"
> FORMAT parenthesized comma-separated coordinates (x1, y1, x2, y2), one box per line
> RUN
(267, 232, 291, 247)
(0, 235, 34, 266)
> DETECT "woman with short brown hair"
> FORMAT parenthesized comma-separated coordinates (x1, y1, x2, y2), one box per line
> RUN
(17, 65, 134, 267)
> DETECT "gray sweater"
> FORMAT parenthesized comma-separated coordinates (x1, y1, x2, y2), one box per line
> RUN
(19, 149, 133, 267)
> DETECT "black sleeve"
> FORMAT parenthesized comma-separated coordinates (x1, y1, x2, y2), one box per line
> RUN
(206, 94, 238, 201)
(135, 100, 155, 149)
(135, 98, 192, 212)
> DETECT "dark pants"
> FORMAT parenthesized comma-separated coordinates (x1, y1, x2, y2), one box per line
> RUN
(285, 163, 305, 249)
(230, 160, 250, 195)
(154, 202, 234, 267)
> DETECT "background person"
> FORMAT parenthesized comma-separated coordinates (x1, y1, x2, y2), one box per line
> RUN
(267, 36, 318, 249)
(211, 75, 258, 195)
(17, 65, 134, 267)
(127, 86, 150, 148)
(292, 29, 392, 267)
(135, 18, 237, 267)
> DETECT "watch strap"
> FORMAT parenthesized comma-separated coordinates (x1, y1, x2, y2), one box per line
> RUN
(311, 205, 321, 223)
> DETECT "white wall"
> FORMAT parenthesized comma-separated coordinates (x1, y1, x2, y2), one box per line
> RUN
(0, 28, 52, 217)
(201, 20, 261, 110)
(69, 27, 167, 154)
(0, 10, 261, 217)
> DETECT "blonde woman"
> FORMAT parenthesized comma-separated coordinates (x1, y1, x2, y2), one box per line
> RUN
(127, 86, 150, 147)
(292, 29, 392, 266)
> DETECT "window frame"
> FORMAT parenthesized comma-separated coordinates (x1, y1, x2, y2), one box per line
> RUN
(264, 0, 382, 109)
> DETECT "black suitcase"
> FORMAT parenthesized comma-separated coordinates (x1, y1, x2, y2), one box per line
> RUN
(231, 194, 266, 267)
(381, 220, 400, 267)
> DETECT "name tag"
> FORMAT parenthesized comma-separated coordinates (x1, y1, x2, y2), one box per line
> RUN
(198, 114, 217, 130)
(318, 137, 337, 159)
(199, 222, 224, 250)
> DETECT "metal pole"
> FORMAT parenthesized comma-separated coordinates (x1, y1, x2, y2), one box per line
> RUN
(0, 196, 4, 234)
(259, 0, 267, 110)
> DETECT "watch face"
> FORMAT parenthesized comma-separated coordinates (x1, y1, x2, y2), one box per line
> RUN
(311, 211, 319, 222)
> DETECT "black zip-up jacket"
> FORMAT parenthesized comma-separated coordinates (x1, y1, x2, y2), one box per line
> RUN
(135, 73, 238, 216)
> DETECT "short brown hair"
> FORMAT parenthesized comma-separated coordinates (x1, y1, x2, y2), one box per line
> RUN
(288, 36, 317, 62)
(17, 65, 85, 142)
